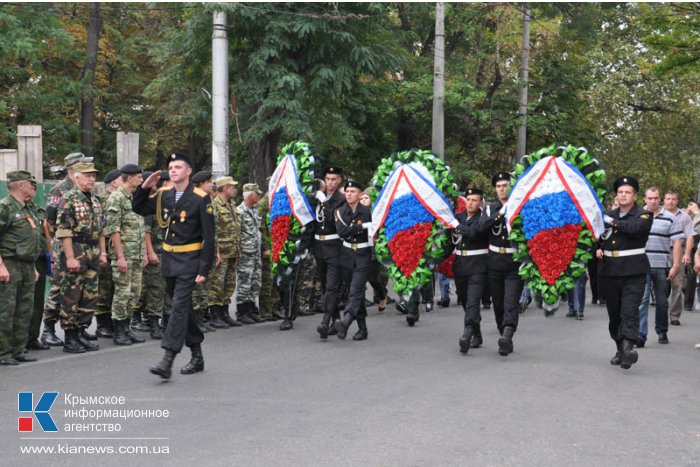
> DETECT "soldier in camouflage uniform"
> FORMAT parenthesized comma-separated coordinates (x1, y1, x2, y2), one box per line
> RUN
(236, 183, 265, 324)
(190, 171, 215, 332)
(42, 152, 93, 347)
(94, 168, 122, 338)
(0, 171, 44, 365)
(25, 197, 50, 351)
(258, 191, 281, 322)
(55, 162, 107, 353)
(105, 164, 146, 346)
(206, 176, 243, 328)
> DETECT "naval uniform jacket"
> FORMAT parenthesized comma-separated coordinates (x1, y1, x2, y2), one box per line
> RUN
(335, 202, 372, 269)
(313, 190, 346, 263)
(451, 210, 490, 276)
(599, 204, 652, 277)
(484, 201, 520, 272)
(132, 183, 215, 278)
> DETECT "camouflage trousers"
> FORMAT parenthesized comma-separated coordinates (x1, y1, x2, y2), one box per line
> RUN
(111, 259, 143, 321)
(0, 259, 35, 360)
(136, 262, 167, 318)
(207, 256, 237, 307)
(297, 253, 322, 313)
(259, 253, 279, 317)
(43, 242, 64, 324)
(192, 281, 210, 312)
(236, 251, 262, 305)
(59, 243, 99, 330)
(95, 260, 114, 316)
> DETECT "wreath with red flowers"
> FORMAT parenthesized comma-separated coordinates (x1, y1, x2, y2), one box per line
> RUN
(268, 141, 318, 280)
(369, 149, 458, 296)
(509, 144, 606, 308)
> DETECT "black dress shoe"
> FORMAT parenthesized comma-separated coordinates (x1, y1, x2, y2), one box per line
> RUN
(238, 316, 255, 325)
(385, 297, 396, 305)
(15, 354, 37, 363)
(1, 357, 20, 366)
(658, 333, 669, 344)
(279, 319, 293, 330)
(26, 339, 50, 350)
(670, 319, 680, 326)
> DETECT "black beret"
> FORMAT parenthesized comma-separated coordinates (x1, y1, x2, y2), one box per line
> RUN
(323, 166, 343, 176)
(168, 152, 192, 166)
(344, 179, 363, 190)
(103, 169, 121, 185)
(192, 171, 212, 184)
(119, 164, 142, 175)
(465, 187, 483, 197)
(142, 171, 154, 182)
(491, 172, 510, 187)
(159, 170, 170, 181)
(613, 176, 639, 193)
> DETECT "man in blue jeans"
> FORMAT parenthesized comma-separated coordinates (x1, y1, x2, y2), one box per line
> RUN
(638, 187, 683, 346)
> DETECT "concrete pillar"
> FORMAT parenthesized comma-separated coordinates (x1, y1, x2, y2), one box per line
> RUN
(212, 11, 229, 179)
(116, 132, 139, 167)
(0, 149, 19, 180)
(17, 125, 43, 181)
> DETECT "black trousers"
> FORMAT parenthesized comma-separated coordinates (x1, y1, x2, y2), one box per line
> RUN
(162, 274, 204, 353)
(587, 256, 599, 302)
(604, 274, 645, 343)
(28, 256, 47, 342)
(455, 272, 486, 329)
(367, 260, 387, 301)
(488, 267, 523, 334)
(280, 271, 299, 321)
(323, 261, 342, 320)
(340, 263, 369, 319)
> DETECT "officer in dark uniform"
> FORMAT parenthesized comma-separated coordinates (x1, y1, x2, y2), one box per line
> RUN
(452, 188, 491, 354)
(597, 176, 652, 370)
(484, 172, 524, 356)
(132, 153, 215, 379)
(314, 166, 346, 339)
(333, 179, 372, 340)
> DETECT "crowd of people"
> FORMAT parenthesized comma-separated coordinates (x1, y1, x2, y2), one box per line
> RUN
(2, 152, 700, 377)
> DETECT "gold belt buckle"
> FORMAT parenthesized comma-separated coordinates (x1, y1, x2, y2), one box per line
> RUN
(499, 247, 506, 254)
(612, 251, 620, 258)
(352, 244, 357, 251)
(319, 235, 325, 240)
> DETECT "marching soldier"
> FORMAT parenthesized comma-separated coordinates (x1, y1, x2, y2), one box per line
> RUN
(236, 183, 265, 325)
(0, 171, 43, 365)
(452, 188, 490, 354)
(597, 176, 652, 370)
(484, 172, 523, 356)
(42, 152, 93, 347)
(333, 180, 372, 341)
(55, 162, 107, 353)
(95, 168, 122, 338)
(207, 176, 243, 328)
(314, 167, 346, 338)
(105, 164, 146, 346)
(133, 154, 215, 379)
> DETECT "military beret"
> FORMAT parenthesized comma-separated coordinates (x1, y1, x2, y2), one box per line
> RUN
(242, 183, 262, 194)
(214, 176, 238, 187)
(344, 179, 363, 191)
(119, 164, 142, 175)
(168, 152, 192, 166)
(323, 166, 343, 176)
(64, 152, 93, 167)
(73, 162, 99, 174)
(159, 170, 170, 181)
(465, 187, 483, 197)
(6, 170, 36, 183)
(192, 171, 212, 184)
(142, 171, 154, 182)
(491, 172, 510, 187)
(613, 176, 639, 193)
(103, 169, 122, 184)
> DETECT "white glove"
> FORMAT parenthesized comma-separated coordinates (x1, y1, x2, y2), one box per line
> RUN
(362, 222, 373, 230)
(449, 218, 460, 228)
(604, 215, 614, 225)
(315, 191, 327, 203)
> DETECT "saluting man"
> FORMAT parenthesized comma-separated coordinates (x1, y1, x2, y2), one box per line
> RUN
(333, 179, 373, 341)
(597, 176, 652, 370)
(484, 172, 524, 356)
(452, 188, 491, 355)
(133, 153, 215, 379)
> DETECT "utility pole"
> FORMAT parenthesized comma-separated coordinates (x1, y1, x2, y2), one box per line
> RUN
(432, 2, 445, 160)
(516, 8, 531, 162)
(212, 11, 229, 179)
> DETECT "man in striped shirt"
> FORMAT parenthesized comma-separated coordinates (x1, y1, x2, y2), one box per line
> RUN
(639, 187, 683, 346)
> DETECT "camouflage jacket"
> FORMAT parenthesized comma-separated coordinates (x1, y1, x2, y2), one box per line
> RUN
(0, 194, 43, 261)
(143, 215, 163, 256)
(237, 201, 261, 255)
(55, 187, 104, 243)
(213, 196, 241, 258)
(105, 186, 145, 261)
(257, 193, 272, 252)
(45, 176, 74, 231)
(97, 190, 113, 252)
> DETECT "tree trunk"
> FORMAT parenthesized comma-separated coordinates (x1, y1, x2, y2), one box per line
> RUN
(247, 129, 281, 189)
(515, 8, 531, 162)
(79, 3, 102, 158)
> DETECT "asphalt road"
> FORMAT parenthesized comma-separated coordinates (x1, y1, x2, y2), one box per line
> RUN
(2, 299, 700, 466)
